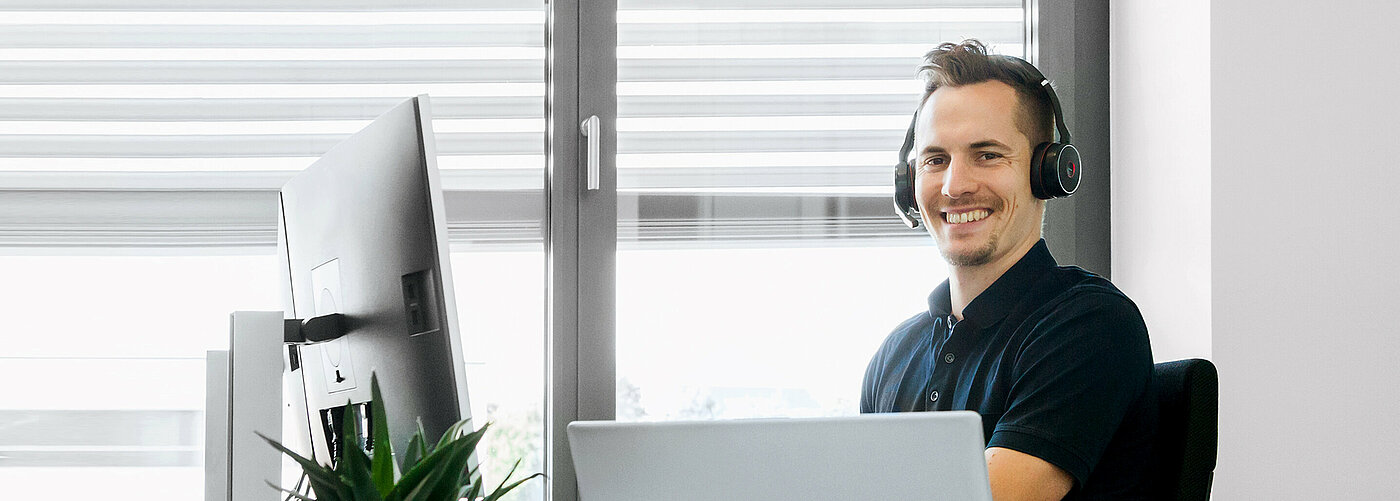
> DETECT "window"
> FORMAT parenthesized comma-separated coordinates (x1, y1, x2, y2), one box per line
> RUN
(0, 2, 1106, 501)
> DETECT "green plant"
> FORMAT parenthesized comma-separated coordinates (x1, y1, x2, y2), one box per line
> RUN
(258, 374, 543, 501)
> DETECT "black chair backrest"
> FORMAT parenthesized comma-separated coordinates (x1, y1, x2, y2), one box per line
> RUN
(1152, 358, 1218, 501)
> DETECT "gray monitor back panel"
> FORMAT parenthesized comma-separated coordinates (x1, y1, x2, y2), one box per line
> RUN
(278, 96, 470, 464)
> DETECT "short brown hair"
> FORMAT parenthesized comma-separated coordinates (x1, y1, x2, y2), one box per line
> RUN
(917, 39, 1055, 147)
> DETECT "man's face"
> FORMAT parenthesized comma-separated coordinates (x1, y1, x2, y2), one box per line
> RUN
(913, 80, 1044, 268)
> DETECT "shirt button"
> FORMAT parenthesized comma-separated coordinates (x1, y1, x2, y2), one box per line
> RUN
(943, 353, 956, 364)
(929, 390, 940, 403)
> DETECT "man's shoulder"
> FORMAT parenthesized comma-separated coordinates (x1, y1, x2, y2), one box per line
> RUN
(1018, 266, 1150, 347)
(1035, 265, 1141, 316)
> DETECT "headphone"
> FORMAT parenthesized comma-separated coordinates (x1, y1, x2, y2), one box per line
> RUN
(892, 56, 1081, 229)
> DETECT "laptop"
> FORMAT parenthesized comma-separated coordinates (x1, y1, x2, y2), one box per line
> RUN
(567, 411, 993, 501)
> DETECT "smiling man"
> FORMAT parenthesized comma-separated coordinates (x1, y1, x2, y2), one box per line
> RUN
(862, 40, 1157, 500)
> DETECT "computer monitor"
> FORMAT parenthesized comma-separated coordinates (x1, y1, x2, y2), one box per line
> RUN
(277, 95, 473, 468)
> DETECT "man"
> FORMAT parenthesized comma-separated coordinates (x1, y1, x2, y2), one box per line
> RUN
(862, 40, 1156, 500)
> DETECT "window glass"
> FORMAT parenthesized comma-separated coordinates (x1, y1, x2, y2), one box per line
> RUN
(0, 254, 279, 500)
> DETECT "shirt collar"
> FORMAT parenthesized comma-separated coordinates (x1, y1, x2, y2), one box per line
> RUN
(926, 239, 1058, 327)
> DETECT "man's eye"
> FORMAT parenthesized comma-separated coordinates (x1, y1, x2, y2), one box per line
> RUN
(923, 157, 946, 168)
(979, 152, 1002, 161)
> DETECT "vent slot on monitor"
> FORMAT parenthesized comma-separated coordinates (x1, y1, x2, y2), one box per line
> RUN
(401, 269, 440, 336)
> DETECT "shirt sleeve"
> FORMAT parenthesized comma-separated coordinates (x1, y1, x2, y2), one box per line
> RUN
(860, 341, 885, 414)
(985, 289, 1153, 487)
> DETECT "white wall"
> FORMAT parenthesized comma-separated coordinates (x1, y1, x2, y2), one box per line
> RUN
(1116, 1, 1400, 498)
(1211, 1, 1400, 498)
(1109, 0, 1212, 363)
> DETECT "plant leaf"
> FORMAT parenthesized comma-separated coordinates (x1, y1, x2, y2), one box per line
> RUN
(481, 458, 520, 501)
(402, 425, 426, 473)
(266, 480, 319, 501)
(339, 402, 383, 501)
(484, 472, 546, 501)
(390, 421, 488, 497)
(414, 418, 433, 458)
(385, 436, 459, 500)
(397, 459, 449, 501)
(432, 416, 472, 452)
(388, 421, 486, 501)
(419, 437, 479, 501)
(395, 439, 472, 501)
(258, 431, 351, 501)
(369, 374, 397, 497)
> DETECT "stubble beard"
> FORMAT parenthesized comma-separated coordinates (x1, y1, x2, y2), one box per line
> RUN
(939, 228, 1000, 267)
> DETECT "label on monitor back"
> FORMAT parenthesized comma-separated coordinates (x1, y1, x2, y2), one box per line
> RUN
(318, 337, 358, 393)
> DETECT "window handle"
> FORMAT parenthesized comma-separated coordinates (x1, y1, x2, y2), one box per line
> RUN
(580, 115, 600, 190)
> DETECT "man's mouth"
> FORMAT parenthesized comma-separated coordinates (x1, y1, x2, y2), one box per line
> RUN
(942, 209, 992, 224)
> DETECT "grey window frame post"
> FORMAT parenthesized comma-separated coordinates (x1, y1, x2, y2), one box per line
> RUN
(1031, 0, 1112, 277)
(545, 0, 617, 500)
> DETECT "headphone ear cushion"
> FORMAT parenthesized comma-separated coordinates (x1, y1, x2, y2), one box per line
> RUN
(893, 160, 921, 228)
(1030, 142, 1052, 199)
(1030, 142, 1081, 199)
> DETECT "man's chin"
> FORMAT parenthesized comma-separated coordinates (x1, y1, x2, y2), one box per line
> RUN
(937, 239, 997, 267)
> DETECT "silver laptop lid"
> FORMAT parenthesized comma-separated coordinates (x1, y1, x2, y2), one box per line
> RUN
(567, 411, 992, 501)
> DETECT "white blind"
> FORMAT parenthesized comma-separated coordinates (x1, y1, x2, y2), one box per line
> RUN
(0, 1, 546, 249)
(614, 0, 1023, 244)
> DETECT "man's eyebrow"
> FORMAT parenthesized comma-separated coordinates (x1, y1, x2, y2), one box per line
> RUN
(919, 140, 1011, 155)
(969, 139, 1011, 150)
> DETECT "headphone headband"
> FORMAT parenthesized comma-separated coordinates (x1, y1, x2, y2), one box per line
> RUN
(1001, 56, 1071, 145)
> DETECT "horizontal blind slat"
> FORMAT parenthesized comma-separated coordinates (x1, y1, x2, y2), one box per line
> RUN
(620, 22, 1020, 45)
(0, 97, 543, 120)
(0, 132, 543, 157)
(620, 94, 920, 117)
(0, 1, 535, 11)
(2, 60, 544, 85)
(618, 0, 1019, 8)
(0, 24, 542, 48)
(619, 130, 901, 154)
(620, 58, 929, 82)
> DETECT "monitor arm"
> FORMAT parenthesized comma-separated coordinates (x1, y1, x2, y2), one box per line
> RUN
(283, 313, 347, 344)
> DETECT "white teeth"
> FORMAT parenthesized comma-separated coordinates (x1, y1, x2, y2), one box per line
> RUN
(945, 209, 990, 224)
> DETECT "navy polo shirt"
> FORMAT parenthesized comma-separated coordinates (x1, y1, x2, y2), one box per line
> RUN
(861, 240, 1157, 499)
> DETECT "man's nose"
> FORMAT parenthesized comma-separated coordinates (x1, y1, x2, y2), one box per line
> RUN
(941, 158, 977, 198)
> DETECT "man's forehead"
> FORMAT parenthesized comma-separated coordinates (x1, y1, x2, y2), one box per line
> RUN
(915, 81, 1025, 147)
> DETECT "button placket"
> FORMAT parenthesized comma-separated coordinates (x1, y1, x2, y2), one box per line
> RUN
(941, 315, 959, 364)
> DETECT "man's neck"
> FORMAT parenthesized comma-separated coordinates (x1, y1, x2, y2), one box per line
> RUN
(948, 237, 1041, 320)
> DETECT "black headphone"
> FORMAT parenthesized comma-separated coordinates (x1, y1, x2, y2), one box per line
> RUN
(892, 56, 1081, 229)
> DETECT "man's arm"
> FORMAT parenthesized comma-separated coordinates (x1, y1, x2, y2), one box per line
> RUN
(985, 447, 1073, 501)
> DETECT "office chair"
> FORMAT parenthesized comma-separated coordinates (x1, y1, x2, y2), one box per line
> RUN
(1152, 358, 1218, 501)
